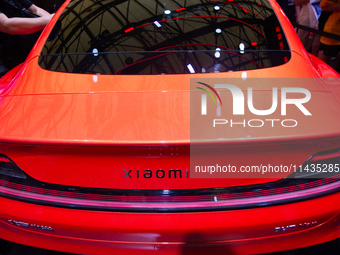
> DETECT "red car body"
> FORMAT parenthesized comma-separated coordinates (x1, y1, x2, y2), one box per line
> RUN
(0, 0, 340, 254)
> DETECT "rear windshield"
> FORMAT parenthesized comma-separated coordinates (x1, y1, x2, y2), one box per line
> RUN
(39, 0, 291, 75)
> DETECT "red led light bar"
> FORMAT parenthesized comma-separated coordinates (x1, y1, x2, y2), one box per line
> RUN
(1, 179, 339, 212)
(124, 27, 134, 33)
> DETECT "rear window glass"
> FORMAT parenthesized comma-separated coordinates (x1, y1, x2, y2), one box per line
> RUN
(39, 0, 291, 74)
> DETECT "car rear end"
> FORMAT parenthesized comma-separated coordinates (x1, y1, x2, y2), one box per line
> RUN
(0, 0, 340, 254)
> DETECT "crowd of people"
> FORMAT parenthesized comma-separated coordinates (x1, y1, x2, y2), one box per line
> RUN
(279, 0, 340, 72)
(0, 0, 338, 76)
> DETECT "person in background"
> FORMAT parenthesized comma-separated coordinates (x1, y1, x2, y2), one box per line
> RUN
(277, 0, 297, 23)
(0, 0, 53, 75)
(295, 0, 322, 56)
(31, 0, 66, 13)
(30, 0, 54, 13)
(317, 0, 340, 66)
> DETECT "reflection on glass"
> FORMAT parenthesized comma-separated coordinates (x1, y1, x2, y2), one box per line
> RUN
(39, 0, 291, 75)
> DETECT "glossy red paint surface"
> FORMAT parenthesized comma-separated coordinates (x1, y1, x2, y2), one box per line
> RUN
(1, 192, 340, 254)
(0, 0, 340, 254)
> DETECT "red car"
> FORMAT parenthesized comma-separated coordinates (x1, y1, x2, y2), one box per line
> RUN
(0, 0, 340, 254)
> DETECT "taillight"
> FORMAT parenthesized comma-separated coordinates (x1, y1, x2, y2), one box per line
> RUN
(0, 149, 339, 212)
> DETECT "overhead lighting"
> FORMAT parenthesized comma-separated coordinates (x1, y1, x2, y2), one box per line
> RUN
(164, 10, 171, 15)
(215, 28, 222, 33)
(124, 27, 134, 33)
(214, 5, 220, 11)
(239, 43, 245, 54)
(215, 48, 221, 58)
(92, 48, 98, 57)
(214, 63, 221, 72)
(153, 21, 162, 27)
(187, 64, 195, 73)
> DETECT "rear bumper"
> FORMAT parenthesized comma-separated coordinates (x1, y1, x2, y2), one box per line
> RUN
(1, 192, 340, 255)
